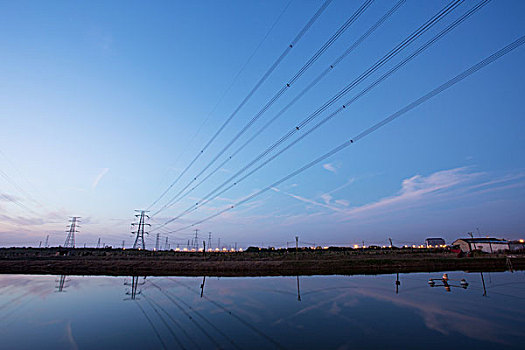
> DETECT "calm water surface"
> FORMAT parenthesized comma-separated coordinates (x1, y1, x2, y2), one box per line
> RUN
(0, 271, 524, 349)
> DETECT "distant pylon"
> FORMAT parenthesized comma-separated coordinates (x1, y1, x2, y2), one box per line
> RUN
(45, 235, 49, 248)
(131, 210, 150, 250)
(194, 229, 199, 250)
(155, 233, 160, 251)
(64, 217, 80, 248)
(164, 236, 169, 251)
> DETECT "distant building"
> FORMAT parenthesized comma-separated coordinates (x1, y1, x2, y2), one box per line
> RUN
(452, 238, 510, 253)
(425, 238, 446, 247)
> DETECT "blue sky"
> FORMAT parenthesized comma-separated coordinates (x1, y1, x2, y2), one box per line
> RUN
(1, 0, 524, 248)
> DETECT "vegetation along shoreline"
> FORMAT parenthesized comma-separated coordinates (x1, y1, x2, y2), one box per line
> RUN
(1, 247, 523, 277)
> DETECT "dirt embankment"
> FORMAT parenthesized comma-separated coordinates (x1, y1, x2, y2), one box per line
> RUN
(0, 248, 523, 276)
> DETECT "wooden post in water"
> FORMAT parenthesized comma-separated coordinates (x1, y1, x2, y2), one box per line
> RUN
(200, 276, 206, 298)
(480, 272, 487, 296)
(296, 276, 301, 301)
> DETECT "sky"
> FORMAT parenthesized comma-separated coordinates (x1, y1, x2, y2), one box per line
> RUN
(1, 0, 524, 248)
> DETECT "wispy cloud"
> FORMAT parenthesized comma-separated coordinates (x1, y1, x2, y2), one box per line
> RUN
(92, 168, 109, 190)
(273, 176, 357, 212)
(322, 163, 337, 174)
(272, 187, 345, 212)
(333, 167, 525, 223)
(326, 178, 355, 195)
(320, 193, 332, 205)
(0, 193, 19, 202)
(342, 167, 480, 218)
(65, 321, 79, 350)
(335, 199, 350, 207)
(266, 167, 525, 230)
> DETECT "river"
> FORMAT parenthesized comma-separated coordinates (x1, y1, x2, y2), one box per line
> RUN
(0, 271, 523, 349)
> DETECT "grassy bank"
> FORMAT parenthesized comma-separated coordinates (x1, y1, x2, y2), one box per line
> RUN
(0, 247, 523, 276)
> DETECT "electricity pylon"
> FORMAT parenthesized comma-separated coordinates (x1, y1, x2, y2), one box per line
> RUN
(124, 276, 145, 300)
(193, 229, 199, 250)
(64, 217, 80, 248)
(155, 233, 160, 251)
(131, 210, 150, 250)
(56, 275, 69, 292)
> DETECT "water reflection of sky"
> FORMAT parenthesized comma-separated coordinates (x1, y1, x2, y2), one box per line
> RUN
(0, 271, 523, 350)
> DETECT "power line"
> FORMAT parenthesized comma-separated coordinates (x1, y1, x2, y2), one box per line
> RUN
(147, 0, 333, 212)
(191, 0, 489, 217)
(0, 168, 44, 209)
(143, 295, 202, 350)
(152, 0, 374, 216)
(151, 0, 293, 201)
(148, 281, 223, 349)
(150, 281, 242, 350)
(135, 302, 168, 350)
(166, 278, 286, 349)
(164, 32, 525, 233)
(157, 0, 406, 212)
(142, 295, 187, 350)
(153, 0, 464, 231)
(0, 192, 39, 216)
(0, 149, 55, 211)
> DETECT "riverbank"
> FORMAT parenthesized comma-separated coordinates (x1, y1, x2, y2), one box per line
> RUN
(0, 247, 523, 276)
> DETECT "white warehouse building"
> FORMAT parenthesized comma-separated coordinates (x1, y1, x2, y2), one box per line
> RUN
(452, 238, 512, 253)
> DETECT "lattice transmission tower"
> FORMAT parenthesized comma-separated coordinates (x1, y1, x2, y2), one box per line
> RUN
(131, 210, 150, 250)
(64, 217, 80, 248)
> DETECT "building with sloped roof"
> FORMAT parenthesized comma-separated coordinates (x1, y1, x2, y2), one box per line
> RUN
(452, 238, 509, 253)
